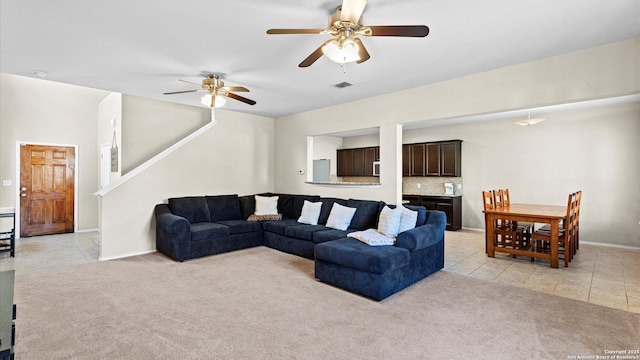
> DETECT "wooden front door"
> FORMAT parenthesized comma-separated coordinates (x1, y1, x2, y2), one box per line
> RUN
(20, 144, 75, 237)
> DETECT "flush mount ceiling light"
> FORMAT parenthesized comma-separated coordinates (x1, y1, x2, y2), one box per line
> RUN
(514, 111, 545, 126)
(31, 71, 47, 79)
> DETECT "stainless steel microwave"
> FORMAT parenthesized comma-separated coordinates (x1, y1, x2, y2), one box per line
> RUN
(373, 161, 380, 176)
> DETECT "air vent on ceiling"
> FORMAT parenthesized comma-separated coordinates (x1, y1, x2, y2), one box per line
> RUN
(332, 82, 353, 89)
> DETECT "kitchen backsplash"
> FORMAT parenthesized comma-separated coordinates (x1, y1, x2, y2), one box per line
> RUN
(339, 176, 381, 183)
(402, 177, 463, 195)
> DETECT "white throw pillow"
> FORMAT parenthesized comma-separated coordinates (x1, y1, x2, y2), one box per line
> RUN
(377, 206, 403, 238)
(298, 200, 322, 225)
(325, 203, 357, 231)
(398, 206, 419, 233)
(348, 229, 395, 246)
(254, 195, 279, 216)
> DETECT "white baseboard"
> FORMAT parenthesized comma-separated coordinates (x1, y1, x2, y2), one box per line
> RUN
(580, 241, 640, 250)
(99, 249, 156, 261)
(76, 228, 100, 233)
(460, 227, 484, 232)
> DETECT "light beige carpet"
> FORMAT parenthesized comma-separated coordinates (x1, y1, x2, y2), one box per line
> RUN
(14, 246, 640, 360)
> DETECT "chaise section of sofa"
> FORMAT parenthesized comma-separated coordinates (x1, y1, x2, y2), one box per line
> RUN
(314, 209, 446, 300)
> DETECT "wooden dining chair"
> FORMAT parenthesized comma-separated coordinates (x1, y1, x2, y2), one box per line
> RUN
(536, 190, 582, 256)
(492, 189, 527, 253)
(502, 188, 533, 248)
(574, 190, 582, 251)
(530, 192, 576, 267)
(482, 190, 496, 253)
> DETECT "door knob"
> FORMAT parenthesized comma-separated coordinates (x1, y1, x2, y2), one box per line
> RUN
(21, 194, 27, 197)
(21, 187, 26, 191)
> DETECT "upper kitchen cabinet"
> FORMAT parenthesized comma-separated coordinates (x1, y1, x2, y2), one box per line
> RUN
(403, 140, 462, 177)
(410, 144, 426, 176)
(440, 140, 462, 177)
(337, 146, 380, 177)
(402, 145, 411, 177)
(337, 149, 354, 177)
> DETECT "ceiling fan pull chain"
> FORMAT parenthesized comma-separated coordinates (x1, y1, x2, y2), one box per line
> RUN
(341, 62, 347, 74)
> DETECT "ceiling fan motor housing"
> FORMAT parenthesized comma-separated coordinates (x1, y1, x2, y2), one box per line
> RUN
(203, 74, 223, 89)
(329, 6, 363, 31)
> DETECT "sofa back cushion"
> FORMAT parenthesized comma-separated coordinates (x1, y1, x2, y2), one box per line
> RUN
(239, 195, 255, 220)
(347, 199, 383, 230)
(318, 197, 348, 225)
(275, 194, 295, 219)
(168, 197, 210, 224)
(205, 194, 241, 222)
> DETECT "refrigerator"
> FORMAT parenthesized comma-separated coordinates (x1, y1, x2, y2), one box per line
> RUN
(313, 159, 331, 181)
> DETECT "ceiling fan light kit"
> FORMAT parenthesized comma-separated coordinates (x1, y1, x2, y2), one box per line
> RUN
(322, 36, 361, 64)
(201, 93, 226, 108)
(266, 0, 429, 68)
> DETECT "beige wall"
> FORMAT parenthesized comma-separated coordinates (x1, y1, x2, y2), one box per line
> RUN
(274, 38, 640, 247)
(99, 109, 275, 260)
(312, 135, 343, 176)
(121, 95, 211, 174)
(0, 73, 110, 231)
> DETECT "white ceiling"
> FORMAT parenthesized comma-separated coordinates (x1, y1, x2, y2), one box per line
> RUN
(1, 0, 638, 118)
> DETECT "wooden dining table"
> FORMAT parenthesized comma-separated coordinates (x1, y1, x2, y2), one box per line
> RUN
(483, 203, 567, 268)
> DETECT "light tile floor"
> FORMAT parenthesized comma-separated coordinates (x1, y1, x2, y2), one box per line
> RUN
(1, 229, 638, 313)
(444, 230, 640, 313)
(0, 231, 100, 274)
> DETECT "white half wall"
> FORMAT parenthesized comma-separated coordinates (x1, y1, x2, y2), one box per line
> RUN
(99, 109, 274, 260)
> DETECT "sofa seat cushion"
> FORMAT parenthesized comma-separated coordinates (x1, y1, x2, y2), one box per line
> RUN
(284, 224, 329, 241)
(190, 222, 229, 241)
(262, 219, 301, 236)
(314, 238, 410, 274)
(312, 229, 354, 244)
(215, 220, 262, 235)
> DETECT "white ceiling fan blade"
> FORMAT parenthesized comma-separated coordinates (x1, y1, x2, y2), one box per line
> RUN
(340, 0, 367, 23)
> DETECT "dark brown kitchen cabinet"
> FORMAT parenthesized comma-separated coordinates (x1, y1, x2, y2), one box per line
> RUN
(364, 147, 377, 176)
(440, 141, 461, 177)
(402, 145, 411, 177)
(353, 148, 365, 176)
(410, 144, 425, 176)
(402, 140, 462, 177)
(337, 149, 353, 177)
(402, 195, 462, 231)
(425, 143, 441, 176)
(337, 146, 380, 177)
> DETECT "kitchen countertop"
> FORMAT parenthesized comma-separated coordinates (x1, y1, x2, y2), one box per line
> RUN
(306, 181, 381, 186)
(403, 193, 463, 197)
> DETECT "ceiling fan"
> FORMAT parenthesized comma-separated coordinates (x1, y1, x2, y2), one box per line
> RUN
(266, 0, 429, 67)
(163, 74, 256, 107)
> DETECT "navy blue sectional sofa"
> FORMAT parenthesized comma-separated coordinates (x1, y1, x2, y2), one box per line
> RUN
(154, 193, 446, 300)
